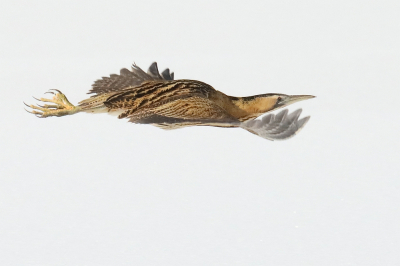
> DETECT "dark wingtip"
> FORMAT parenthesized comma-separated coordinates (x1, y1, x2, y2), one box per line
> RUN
(120, 68, 131, 76)
(161, 68, 173, 80)
(147, 62, 158, 72)
(147, 62, 162, 78)
(297, 116, 311, 130)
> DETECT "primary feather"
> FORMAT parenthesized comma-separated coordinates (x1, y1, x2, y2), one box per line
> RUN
(88, 62, 174, 96)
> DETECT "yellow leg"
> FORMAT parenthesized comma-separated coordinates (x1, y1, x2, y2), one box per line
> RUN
(24, 89, 81, 118)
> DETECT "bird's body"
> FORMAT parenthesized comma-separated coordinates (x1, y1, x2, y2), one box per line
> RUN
(26, 62, 315, 140)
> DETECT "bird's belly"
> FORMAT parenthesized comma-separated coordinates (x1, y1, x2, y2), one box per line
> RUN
(83, 107, 124, 117)
(107, 109, 125, 117)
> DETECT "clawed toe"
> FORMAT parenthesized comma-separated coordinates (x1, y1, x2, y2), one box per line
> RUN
(24, 107, 44, 117)
(24, 90, 79, 118)
(49, 89, 62, 94)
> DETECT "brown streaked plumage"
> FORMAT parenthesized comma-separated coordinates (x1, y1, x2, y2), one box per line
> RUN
(25, 62, 315, 141)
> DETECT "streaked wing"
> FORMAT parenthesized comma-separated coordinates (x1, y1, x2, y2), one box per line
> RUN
(126, 96, 240, 129)
(87, 62, 174, 96)
(240, 109, 310, 141)
(103, 80, 217, 114)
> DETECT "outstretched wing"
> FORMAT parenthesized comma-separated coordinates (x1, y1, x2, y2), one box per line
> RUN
(240, 109, 310, 141)
(125, 95, 240, 130)
(87, 62, 174, 97)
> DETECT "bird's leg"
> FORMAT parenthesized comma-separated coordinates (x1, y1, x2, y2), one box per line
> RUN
(25, 89, 82, 118)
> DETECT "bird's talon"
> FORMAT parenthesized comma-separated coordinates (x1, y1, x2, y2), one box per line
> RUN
(50, 89, 62, 94)
(24, 108, 32, 114)
(24, 107, 43, 115)
(25, 90, 78, 118)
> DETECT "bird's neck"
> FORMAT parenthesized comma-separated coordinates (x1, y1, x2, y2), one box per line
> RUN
(235, 95, 276, 112)
(209, 92, 277, 121)
(229, 96, 277, 120)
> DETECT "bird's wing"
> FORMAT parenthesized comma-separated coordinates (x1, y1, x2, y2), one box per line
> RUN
(87, 62, 174, 97)
(124, 95, 240, 129)
(240, 109, 310, 141)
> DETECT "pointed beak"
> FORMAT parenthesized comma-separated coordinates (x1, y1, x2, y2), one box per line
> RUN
(286, 95, 315, 105)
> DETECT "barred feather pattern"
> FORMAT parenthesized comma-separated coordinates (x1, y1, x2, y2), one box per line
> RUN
(87, 62, 174, 97)
(126, 96, 236, 123)
(103, 80, 216, 118)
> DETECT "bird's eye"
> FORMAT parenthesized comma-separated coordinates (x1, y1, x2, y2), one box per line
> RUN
(277, 96, 282, 101)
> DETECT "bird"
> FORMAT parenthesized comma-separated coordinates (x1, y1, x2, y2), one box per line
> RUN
(25, 62, 315, 141)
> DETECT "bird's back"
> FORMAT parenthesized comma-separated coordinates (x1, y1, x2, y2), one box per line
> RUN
(103, 79, 217, 117)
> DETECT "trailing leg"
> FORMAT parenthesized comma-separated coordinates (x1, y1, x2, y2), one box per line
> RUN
(25, 89, 82, 118)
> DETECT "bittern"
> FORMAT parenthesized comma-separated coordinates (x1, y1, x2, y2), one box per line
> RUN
(25, 62, 315, 141)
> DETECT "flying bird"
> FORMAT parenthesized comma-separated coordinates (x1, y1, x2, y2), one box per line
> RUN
(25, 62, 315, 141)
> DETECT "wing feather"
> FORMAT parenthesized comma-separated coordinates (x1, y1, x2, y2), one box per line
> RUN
(241, 109, 310, 141)
(87, 62, 174, 96)
(161, 68, 173, 80)
(126, 96, 240, 129)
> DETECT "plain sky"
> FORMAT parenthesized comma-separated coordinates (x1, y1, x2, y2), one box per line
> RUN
(1, 0, 399, 265)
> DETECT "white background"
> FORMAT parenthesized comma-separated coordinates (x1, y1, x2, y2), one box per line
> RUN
(1, 0, 399, 265)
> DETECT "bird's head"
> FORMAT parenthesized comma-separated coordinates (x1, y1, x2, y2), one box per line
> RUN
(267, 94, 315, 111)
(236, 93, 315, 115)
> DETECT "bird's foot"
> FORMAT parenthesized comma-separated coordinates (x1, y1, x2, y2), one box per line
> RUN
(24, 89, 80, 118)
